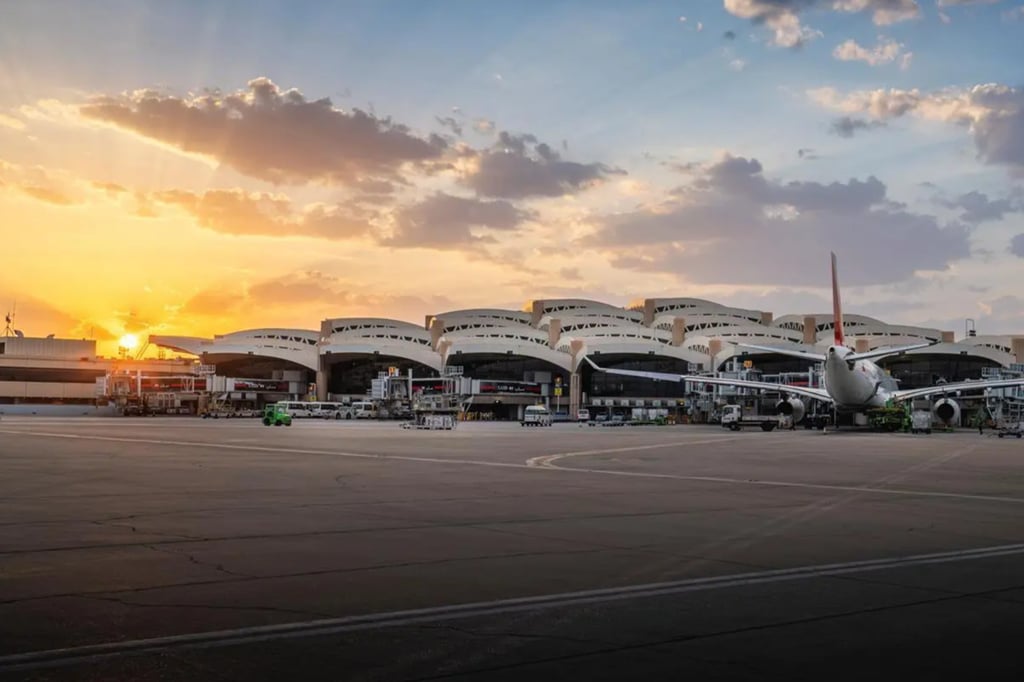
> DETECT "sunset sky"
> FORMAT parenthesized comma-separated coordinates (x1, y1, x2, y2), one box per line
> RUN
(1, 0, 1022, 355)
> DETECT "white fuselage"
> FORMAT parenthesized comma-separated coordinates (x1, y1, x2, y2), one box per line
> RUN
(822, 345, 898, 410)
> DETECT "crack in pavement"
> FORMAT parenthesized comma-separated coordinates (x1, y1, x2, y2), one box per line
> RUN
(80, 594, 336, 620)
(0, 545, 625, 606)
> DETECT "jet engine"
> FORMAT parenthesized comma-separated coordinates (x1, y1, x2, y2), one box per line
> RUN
(776, 397, 806, 425)
(932, 398, 961, 427)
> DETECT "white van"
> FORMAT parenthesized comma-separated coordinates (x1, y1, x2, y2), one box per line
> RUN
(521, 405, 553, 427)
(276, 401, 317, 418)
(352, 401, 378, 419)
(311, 402, 355, 420)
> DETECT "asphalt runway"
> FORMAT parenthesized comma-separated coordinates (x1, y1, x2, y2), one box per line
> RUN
(1, 418, 1023, 680)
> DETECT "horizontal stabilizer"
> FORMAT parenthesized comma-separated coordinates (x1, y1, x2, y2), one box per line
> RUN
(846, 342, 932, 362)
(737, 343, 826, 362)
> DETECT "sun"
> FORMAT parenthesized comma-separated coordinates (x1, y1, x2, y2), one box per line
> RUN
(119, 333, 139, 350)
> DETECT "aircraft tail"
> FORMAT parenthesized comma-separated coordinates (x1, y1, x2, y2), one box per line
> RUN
(831, 252, 845, 346)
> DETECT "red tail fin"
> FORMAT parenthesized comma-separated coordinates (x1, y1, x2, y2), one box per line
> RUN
(831, 251, 844, 346)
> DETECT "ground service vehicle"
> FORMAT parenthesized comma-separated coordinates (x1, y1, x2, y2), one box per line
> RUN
(311, 401, 355, 420)
(910, 410, 932, 434)
(262, 404, 293, 427)
(720, 405, 777, 431)
(522, 405, 553, 426)
(576, 408, 590, 422)
(352, 401, 378, 419)
(276, 401, 316, 418)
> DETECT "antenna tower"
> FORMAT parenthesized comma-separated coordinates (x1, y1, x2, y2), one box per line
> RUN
(2, 303, 15, 337)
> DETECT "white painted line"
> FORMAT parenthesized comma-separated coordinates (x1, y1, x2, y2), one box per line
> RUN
(2, 542, 1024, 671)
(2, 429, 1022, 505)
(527, 437, 741, 468)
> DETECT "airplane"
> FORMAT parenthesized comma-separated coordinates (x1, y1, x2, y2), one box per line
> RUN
(585, 253, 1024, 424)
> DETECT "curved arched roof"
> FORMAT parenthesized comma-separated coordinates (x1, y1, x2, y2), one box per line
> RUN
(442, 336, 572, 371)
(150, 332, 319, 371)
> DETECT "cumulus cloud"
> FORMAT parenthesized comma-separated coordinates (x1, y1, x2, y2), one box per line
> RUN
(724, 0, 918, 47)
(19, 185, 75, 205)
(462, 131, 623, 199)
(435, 116, 463, 137)
(389, 192, 533, 248)
(183, 271, 453, 322)
(154, 189, 375, 240)
(830, 115, 888, 137)
(80, 77, 448, 186)
(588, 153, 969, 286)
(832, 36, 906, 65)
(0, 113, 26, 130)
(809, 83, 1024, 172)
(936, 190, 1024, 223)
(1010, 233, 1024, 257)
(473, 118, 496, 135)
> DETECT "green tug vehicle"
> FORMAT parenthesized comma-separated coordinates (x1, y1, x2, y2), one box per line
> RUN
(262, 403, 293, 427)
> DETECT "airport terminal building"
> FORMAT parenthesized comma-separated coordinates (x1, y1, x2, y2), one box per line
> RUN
(143, 298, 1024, 422)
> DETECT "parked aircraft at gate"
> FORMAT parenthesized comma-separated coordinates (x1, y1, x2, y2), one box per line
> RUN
(586, 253, 1024, 418)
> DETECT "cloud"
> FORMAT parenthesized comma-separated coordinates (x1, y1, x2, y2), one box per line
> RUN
(80, 77, 448, 186)
(730, 58, 748, 71)
(473, 118, 496, 135)
(1011, 233, 1024, 257)
(19, 185, 75, 205)
(936, 190, 1024, 223)
(938, 0, 1000, 5)
(723, 30, 738, 39)
(0, 113, 26, 130)
(832, 36, 906, 65)
(809, 83, 1024, 173)
(587, 153, 970, 286)
(797, 147, 820, 159)
(1003, 5, 1024, 20)
(388, 192, 533, 248)
(830, 115, 888, 137)
(462, 131, 624, 199)
(91, 181, 127, 194)
(724, 0, 918, 47)
(183, 271, 454, 323)
(154, 189, 375, 240)
(435, 116, 463, 137)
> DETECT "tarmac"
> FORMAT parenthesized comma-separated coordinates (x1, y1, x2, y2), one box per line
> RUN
(1, 417, 1023, 680)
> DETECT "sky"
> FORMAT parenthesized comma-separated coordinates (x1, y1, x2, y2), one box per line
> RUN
(0, 0, 1022, 354)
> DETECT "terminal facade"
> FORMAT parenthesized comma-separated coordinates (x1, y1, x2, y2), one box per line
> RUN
(3, 297, 1022, 421)
(146, 298, 1024, 422)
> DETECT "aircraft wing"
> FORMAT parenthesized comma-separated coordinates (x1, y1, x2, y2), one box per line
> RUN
(892, 377, 1024, 402)
(583, 357, 832, 404)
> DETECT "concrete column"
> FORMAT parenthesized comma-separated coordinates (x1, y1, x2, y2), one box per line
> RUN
(530, 300, 545, 327)
(643, 299, 656, 327)
(760, 311, 773, 325)
(424, 315, 434, 330)
(429, 317, 445, 350)
(802, 316, 817, 345)
(569, 371, 581, 418)
(671, 317, 686, 347)
(316, 366, 328, 401)
(855, 339, 869, 354)
(437, 339, 452, 367)
(548, 318, 561, 349)
(1012, 337, 1024, 365)
(708, 339, 723, 370)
